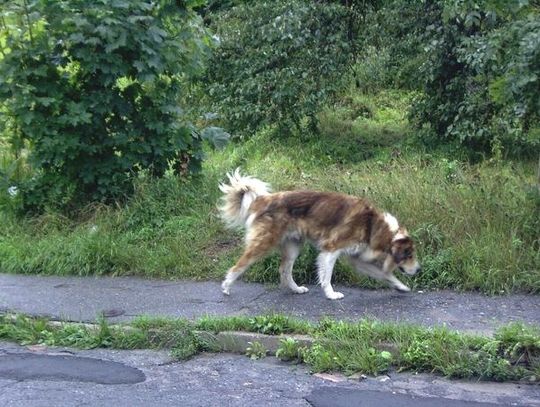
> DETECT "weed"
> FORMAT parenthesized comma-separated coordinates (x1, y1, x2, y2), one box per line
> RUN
(194, 314, 313, 335)
(246, 341, 267, 360)
(304, 343, 339, 372)
(308, 319, 397, 375)
(1, 314, 539, 382)
(248, 315, 303, 335)
(275, 337, 306, 363)
(194, 315, 254, 333)
(494, 323, 540, 367)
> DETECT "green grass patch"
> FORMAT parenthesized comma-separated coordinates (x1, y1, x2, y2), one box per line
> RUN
(0, 89, 538, 294)
(307, 319, 540, 381)
(193, 313, 313, 335)
(1, 313, 539, 383)
(0, 314, 149, 350)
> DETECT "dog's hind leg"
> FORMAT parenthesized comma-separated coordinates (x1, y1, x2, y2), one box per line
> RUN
(349, 256, 410, 292)
(279, 240, 308, 294)
(221, 232, 276, 295)
(317, 251, 344, 300)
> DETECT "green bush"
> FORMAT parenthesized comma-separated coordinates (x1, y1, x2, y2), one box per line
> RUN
(0, 0, 215, 211)
(354, 1, 436, 91)
(410, 0, 540, 155)
(205, 0, 353, 136)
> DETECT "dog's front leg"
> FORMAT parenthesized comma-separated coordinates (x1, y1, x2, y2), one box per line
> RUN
(381, 256, 411, 292)
(317, 251, 344, 300)
(350, 256, 410, 293)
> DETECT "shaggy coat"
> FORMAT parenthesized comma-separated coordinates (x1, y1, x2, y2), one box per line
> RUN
(219, 170, 421, 300)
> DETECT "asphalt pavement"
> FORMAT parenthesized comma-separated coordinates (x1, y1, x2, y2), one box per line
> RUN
(1, 341, 539, 407)
(1, 272, 540, 406)
(0, 273, 539, 333)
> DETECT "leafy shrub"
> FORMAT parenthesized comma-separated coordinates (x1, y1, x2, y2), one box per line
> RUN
(355, 0, 437, 91)
(205, 0, 353, 136)
(0, 0, 216, 211)
(410, 0, 540, 155)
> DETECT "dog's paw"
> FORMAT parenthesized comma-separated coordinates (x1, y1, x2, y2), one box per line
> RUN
(294, 286, 309, 294)
(326, 291, 344, 300)
(221, 282, 231, 295)
(393, 284, 411, 293)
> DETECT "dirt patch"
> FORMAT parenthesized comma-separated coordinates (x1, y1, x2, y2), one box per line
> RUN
(203, 236, 242, 260)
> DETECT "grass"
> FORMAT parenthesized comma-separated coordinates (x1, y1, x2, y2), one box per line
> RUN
(193, 314, 314, 335)
(0, 89, 538, 294)
(1, 313, 539, 383)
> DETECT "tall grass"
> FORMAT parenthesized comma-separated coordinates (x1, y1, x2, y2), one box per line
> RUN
(0, 174, 228, 279)
(0, 90, 538, 293)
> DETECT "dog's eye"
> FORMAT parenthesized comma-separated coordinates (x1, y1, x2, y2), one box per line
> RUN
(404, 249, 412, 258)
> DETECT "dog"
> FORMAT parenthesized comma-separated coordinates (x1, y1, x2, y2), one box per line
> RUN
(219, 169, 421, 300)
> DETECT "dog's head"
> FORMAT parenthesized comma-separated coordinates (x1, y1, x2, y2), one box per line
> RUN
(391, 234, 421, 276)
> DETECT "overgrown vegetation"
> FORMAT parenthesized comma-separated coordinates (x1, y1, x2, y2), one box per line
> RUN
(1, 90, 538, 293)
(204, 0, 352, 135)
(0, 0, 227, 211)
(1, 313, 539, 382)
(0, 3, 538, 394)
(0, 0, 539, 294)
(410, 0, 540, 154)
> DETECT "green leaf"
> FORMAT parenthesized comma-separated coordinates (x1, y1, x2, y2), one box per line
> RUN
(200, 126, 230, 150)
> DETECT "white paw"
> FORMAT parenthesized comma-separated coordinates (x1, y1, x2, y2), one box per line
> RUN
(294, 286, 309, 294)
(221, 281, 230, 295)
(326, 291, 344, 300)
(394, 284, 411, 293)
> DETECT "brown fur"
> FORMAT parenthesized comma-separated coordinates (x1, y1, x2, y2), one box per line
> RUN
(220, 172, 421, 299)
(250, 191, 385, 251)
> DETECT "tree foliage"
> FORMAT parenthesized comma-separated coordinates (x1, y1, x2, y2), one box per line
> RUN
(204, 0, 353, 136)
(410, 0, 540, 154)
(0, 0, 219, 211)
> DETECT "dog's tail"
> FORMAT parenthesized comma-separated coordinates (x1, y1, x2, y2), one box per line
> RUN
(218, 168, 270, 229)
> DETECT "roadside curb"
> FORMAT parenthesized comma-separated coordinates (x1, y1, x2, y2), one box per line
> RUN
(2, 313, 314, 355)
(194, 330, 314, 354)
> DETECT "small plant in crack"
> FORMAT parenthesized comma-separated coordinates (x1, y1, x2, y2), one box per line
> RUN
(246, 341, 267, 360)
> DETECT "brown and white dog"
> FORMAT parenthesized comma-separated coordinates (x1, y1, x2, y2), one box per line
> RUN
(219, 169, 421, 300)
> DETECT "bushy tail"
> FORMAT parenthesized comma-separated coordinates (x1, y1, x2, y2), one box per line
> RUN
(219, 168, 270, 229)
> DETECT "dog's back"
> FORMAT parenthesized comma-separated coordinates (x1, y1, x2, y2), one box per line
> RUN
(248, 190, 378, 250)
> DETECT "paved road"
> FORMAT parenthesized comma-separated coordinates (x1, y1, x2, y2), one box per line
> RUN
(1, 273, 540, 406)
(1, 341, 539, 407)
(1, 273, 539, 334)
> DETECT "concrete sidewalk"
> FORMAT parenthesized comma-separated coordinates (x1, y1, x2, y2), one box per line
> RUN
(1, 273, 539, 334)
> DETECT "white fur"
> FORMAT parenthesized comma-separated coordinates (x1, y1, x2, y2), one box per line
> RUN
(317, 251, 344, 300)
(343, 244, 367, 257)
(219, 172, 418, 299)
(218, 168, 270, 229)
(384, 212, 399, 234)
(350, 257, 411, 292)
(360, 247, 379, 262)
(279, 241, 309, 294)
